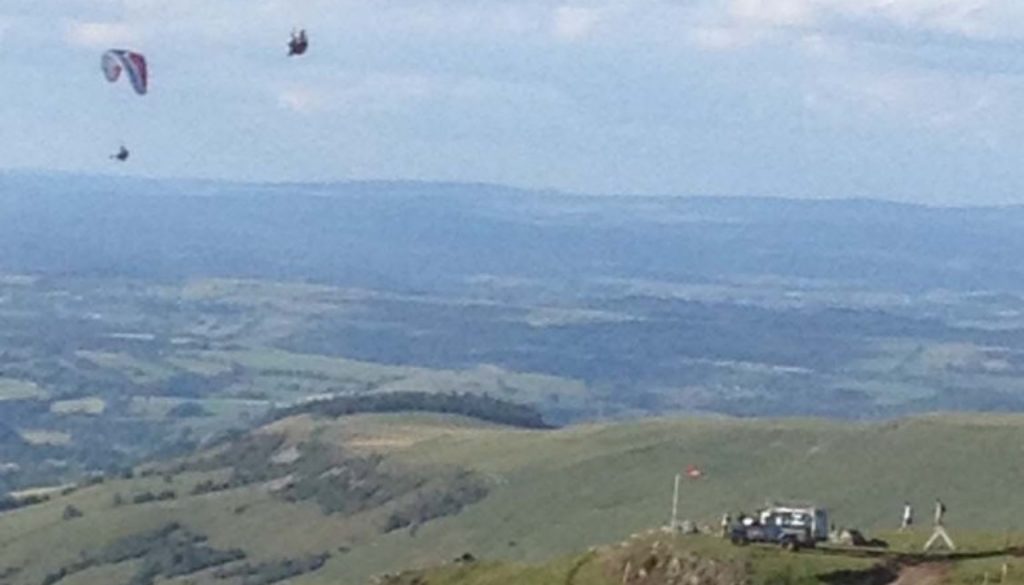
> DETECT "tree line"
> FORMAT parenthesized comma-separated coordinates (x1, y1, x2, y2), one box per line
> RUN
(275, 391, 552, 429)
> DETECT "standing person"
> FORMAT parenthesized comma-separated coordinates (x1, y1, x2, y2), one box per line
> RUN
(924, 498, 955, 551)
(720, 512, 732, 538)
(901, 501, 913, 531)
(934, 498, 946, 527)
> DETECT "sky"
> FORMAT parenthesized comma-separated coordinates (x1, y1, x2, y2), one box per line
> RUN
(5, 1, 1024, 204)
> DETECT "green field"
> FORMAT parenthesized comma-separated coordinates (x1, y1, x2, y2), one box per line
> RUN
(10, 273, 1024, 496)
(0, 378, 47, 401)
(4, 412, 1024, 585)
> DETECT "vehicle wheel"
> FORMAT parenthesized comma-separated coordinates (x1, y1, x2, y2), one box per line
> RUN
(731, 535, 748, 546)
(781, 539, 799, 552)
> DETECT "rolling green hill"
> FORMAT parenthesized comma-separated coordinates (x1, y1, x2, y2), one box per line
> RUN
(3, 412, 1024, 585)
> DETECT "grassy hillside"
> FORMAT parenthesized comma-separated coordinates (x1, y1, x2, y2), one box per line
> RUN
(377, 531, 1024, 585)
(3, 412, 1024, 585)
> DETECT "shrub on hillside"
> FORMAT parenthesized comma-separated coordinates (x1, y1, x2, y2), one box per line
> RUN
(130, 490, 176, 505)
(213, 554, 329, 585)
(191, 478, 232, 496)
(383, 472, 488, 533)
(62, 505, 83, 520)
(0, 493, 49, 513)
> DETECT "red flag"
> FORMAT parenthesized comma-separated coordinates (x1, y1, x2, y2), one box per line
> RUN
(685, 465, 703, 479)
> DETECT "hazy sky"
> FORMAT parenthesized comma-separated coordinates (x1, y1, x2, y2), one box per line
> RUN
(5, 1, 1024, 203)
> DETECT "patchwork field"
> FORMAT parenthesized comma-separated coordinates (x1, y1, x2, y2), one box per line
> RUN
(8, 271, 1024, 496)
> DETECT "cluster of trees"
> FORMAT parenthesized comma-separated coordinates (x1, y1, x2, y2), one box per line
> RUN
(178, 431, 490, 532)
(278, 391, 551, 429)
(191, 478, 233, 496)
(0, 493, 49, 513)
(131, 490, 177, 505)
(271, 442, 489, 528)
(0, 481, 90, 516)
(128, 539, 245, 585)
(279, 445, 396, 515)
(219, 436, 288, 487)
(110, 490, 177, 507)
(212, 554, 329, 585)
(256, 368, 331, 381)
(41, 523, 245, 585)
(383, 471, 489, 533)
(166, 402, 211, 418)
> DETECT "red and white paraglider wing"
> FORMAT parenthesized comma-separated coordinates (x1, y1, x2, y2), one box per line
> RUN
(102, 49, 148, 95)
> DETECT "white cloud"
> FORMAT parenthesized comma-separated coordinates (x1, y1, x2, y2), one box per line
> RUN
(826, 0, 997, 39)
(64, 21, 141, 49)
(728, 0, 817, 28)
(274, 72, 568, 117)
(701, 0, 1024, 45)
(803, 64, 1014, 138)
(552, 6, 602, 42)
(689, 25, 763, 50)
(277, 87, 328, 114)
(667, 0, 1024, 133)
(797, 33, 839, 58)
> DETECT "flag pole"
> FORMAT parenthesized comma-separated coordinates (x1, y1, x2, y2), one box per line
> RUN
(670, 473, 680, 530)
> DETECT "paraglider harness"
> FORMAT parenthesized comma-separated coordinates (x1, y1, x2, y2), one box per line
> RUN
(288, 30, 309, 56)
(111, 146, 130, 162)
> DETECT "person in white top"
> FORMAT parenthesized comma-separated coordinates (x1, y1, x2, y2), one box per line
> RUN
(901, 502, 913, 531)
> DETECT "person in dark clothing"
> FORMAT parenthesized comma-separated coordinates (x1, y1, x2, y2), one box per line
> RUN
(288, 29, 309, 56)
(110, 145, 129, 161)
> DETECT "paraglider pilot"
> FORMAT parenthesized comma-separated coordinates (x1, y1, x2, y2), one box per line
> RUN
(288, 29, 309, 56)
(111, 145, 129, 162)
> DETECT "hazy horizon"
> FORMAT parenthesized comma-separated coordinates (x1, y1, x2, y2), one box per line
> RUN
(4, 167, 1024, 211)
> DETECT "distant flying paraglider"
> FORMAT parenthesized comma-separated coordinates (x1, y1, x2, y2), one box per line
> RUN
(102, 49, 148, 95)
(288, 29, 309, 56)
(110, 145, 130, 162)
(101, 50, 146, 161)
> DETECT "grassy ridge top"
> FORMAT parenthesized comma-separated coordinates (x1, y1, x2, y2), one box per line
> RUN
(376, 531, 1024, 585)
(3, 413, 1024, 585)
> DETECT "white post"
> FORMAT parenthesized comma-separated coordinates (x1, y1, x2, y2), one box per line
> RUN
(670, 473, 680, 530)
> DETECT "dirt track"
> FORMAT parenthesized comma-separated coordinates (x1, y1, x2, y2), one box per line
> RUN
(890, 563, 949, 585)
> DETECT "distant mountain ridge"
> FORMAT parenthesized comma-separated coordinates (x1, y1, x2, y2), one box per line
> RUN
(4, 172, 1024, 292)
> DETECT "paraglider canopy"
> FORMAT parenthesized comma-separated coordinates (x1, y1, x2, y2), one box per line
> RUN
(102, 49, 148, 95)
(288, 29, 309, 56)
